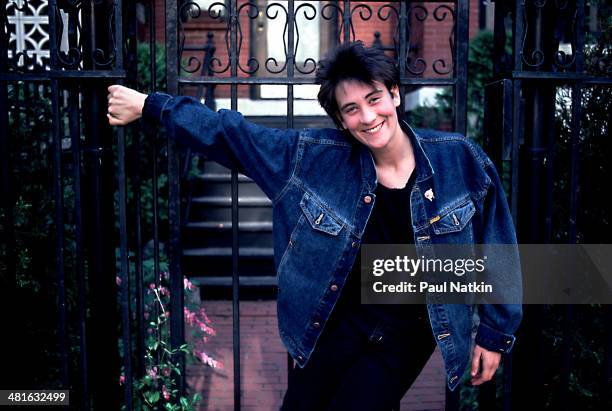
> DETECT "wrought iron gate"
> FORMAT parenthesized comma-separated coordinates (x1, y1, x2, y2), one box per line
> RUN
(2, 0, 611, 410)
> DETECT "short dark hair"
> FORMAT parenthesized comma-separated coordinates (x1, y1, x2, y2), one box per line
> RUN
(315, 41, 399, 128)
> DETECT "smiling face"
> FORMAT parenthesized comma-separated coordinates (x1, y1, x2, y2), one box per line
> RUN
(334, 80, 403, 151)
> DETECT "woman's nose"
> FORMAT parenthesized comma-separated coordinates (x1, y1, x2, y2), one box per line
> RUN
(360, 107, 376, 124)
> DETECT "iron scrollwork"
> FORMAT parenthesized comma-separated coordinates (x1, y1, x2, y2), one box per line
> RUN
(320, 2, 342, 43)
(263, 2, 288, 74)
(520, 0, 578, 71)
(432, 4, 454, 75)
(179, 1, 232, 74)
(293, 2, 317, 75)
(176, 1, 459, 78)
(406, 5, 428, 76)
(46, 0, 119, 69)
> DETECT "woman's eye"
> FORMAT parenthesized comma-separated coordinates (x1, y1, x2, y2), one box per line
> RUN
(370, 97, 381, 104)
(345, 106, 357, 113)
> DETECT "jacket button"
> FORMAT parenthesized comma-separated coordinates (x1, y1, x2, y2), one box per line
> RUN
(330, 284, 338, 292)
(351, 241, 358, 248)
(313, 321, 320, 328)
(297, 355, 303, 361)
(450, 375, 458, 383)
(364, 195, 372, 204)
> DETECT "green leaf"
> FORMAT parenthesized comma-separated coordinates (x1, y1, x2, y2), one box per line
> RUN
(192, 393, 201, 404)
(147, 391, 160, 404)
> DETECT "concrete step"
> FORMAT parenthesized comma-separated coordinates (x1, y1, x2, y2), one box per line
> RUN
(195, 173, 252, 183)
(191, 275, 277, 287)
(185, 221, 273, 232)
(191, 196, 272, 207)
(183, 246, 274, 258)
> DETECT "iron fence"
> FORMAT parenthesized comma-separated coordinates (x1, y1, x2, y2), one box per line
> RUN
(1, 0, 611, 410)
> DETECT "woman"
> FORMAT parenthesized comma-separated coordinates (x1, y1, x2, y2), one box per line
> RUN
(108, 41, 522, 411)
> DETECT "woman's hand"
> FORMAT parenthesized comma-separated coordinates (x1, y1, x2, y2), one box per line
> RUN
(107, 85, 148, 126)
(470, 344, 502, 386)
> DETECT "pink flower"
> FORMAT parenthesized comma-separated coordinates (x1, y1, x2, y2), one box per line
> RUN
(199, 308, 211, 324)
(193, 350, 223, 369)
(119, 374, 125, 386)
(149, 283, 156, 290)
(183, 277, 194, 290)
(162, 385, 170, 401)
(116, 276, 122, 286)
(164, 311, 171, 317)
(147, 366, 158, 380)
(197, 320, 216, 336)
(162, 367, 171, 377)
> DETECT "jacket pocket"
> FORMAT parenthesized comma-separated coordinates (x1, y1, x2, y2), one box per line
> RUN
(299, 192, 344, 236)
(431, 198, 476, 235)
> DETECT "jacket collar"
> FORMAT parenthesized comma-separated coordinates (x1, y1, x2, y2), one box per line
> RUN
(401, 120, 435, 183)
(359, 119, 435, 191)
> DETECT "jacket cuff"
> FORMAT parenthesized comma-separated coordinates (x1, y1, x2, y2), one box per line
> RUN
(475, 322, 516, 354)
(142, 92, 172, 124)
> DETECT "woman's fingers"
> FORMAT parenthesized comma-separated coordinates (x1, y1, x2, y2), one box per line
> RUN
(106, 85, 146, 126)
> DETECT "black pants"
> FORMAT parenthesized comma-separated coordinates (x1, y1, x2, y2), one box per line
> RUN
(281, 305, 436, 411)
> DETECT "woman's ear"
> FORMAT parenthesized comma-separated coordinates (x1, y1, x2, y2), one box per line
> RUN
(390, 86, 401, 107)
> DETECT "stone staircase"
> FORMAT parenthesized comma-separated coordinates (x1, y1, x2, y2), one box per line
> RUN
(183, 115, 335, 296)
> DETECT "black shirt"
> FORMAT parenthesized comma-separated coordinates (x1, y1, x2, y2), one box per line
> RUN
(335, 170, 428, 328)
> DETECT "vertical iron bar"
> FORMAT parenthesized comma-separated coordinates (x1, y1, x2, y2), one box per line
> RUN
(0, 0, 15, 306)
(166, 0, 186, 401)
(64, 3, 89, 407)
(229, 1, 241, 410)
(113, 0, 134, 409)
(343, 0, 350, 43)
(52, 80, 69, 389)
(285, 0, 296, 383)
(287, 3, 294, 130)
(560, 3, 585, 409)
(0, 3, 17, 388)
(150, 0, 157, 93)
(492, 0, 508, 78)
(150, 0, 161, 376)
(48, 0, 69, 389)
(543, 97, 554, 243)
(568, 0, 584, 244)
(605, 305, 612, 405)
(509, 0, 525, 225)
(502, 353, 513, 411)
(149, 0, 161, 293)
(69, 83, 90, 409)
(125, 0, 145, 380)
(398, 1, 407, 114)
(454, 0, 468, 135)
(558, 305, 574, 410)
(511, 2, 546, 410)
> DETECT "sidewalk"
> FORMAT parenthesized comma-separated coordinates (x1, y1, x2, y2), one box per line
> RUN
(187, 301, 445, 411)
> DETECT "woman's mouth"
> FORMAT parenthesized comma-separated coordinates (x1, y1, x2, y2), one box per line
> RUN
(363, 121, 384, 134)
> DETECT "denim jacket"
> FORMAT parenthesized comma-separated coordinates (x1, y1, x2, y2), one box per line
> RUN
(143, 93, 522, 391)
